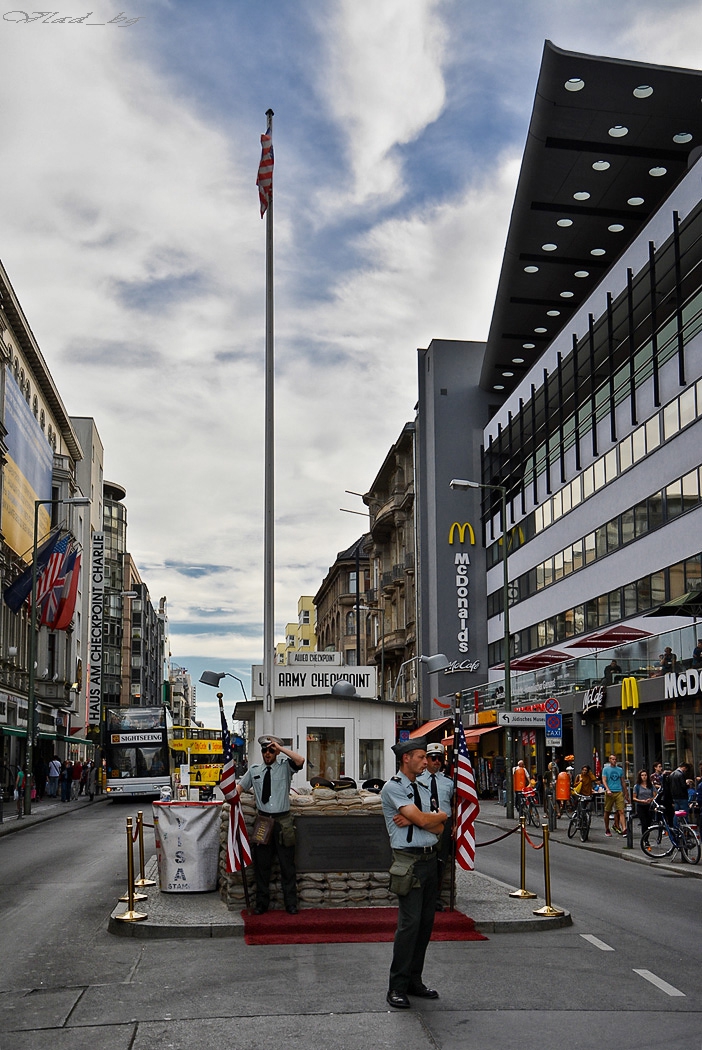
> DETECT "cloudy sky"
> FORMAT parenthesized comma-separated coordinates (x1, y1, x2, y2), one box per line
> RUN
(2, 0, 701, 725)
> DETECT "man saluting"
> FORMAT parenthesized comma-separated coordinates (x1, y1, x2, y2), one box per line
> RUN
(381, 737, 448, 1009)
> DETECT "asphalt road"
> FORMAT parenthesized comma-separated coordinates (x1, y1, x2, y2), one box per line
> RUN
(0, 800, 700, 1050)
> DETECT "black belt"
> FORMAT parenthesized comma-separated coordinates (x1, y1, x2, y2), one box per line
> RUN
(257, 810, 289, 818)
(401, 846, 437, 855)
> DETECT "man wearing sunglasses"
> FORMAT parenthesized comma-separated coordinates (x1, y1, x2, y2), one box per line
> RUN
(235, 735, 305, 914)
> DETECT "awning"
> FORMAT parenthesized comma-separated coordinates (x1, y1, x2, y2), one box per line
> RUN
(567, 626, 651, 649)
(465, 725, 499, 745)
(496, 649, 570, 671)
(1, 725, 27, 737)
(410, 717, 452, 738)
(66, 735, 94, 747)
(37, 731, 57, 741)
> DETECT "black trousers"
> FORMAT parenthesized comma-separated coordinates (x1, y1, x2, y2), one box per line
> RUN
(252, 818, 297, 910)
(389, 852, 438, 993)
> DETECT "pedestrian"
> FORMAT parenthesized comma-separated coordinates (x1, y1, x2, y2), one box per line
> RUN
(233, 735, 305, 915)
(71, 759, 82, 800)
(79, 762, 89, 795)
(14, 765, 26, 818)
(659, 647, 677, 674)
(47, 755, 61, 797)
(381, 737, 448, 1010)
(662, 762, 692, 825)
(650, 761, 664, 790)
(87, 760, 98, 801)
(632, 770, 654, 834)
(417, 742, 454, 910)
(692, 639, 702, 669)
(60, 761, 72, 802)
(602, 754, 629, 836)
(34, 756, 47, 800)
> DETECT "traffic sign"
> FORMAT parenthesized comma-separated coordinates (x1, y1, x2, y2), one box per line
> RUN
(544, 698, 560, 713)
(545, 712, 562, 744)
(497, 712, 546, 727)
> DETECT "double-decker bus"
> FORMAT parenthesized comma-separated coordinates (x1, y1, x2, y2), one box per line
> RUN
(104, 706, 171, 797)
(169, 725, 224, 799)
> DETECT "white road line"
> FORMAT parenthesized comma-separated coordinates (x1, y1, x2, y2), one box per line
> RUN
(580, 933, 614, 951)
(633, 969, 686, 997)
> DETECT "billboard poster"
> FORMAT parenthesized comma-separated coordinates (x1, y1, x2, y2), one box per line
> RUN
(2, 368, 53, 559)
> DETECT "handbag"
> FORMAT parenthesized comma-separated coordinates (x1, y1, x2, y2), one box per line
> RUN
(251, 814, 275, 845)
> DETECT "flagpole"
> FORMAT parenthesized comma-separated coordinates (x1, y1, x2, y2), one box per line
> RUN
(262, 108, 275, 737)
(449, 700, 460, 911)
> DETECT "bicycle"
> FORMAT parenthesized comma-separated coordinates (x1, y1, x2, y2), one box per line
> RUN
(567, 793, 592, 842)
(515, 787, 541, 827)
(640, 798, 701, 864)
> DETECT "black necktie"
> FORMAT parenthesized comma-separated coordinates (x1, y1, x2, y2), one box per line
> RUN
(261, 767, 271, 805)
(430, 774, 439, 811)
(408, 782, 422, 842)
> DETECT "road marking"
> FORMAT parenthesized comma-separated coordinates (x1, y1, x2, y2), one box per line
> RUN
(580, 934, 614, 951)
(633, 969, 685, 997)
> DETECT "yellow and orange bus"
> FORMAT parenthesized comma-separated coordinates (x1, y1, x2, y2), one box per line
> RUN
(169, 725, 224, 797)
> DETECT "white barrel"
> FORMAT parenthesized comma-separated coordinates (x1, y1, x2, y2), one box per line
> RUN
(152, 800, 223, 892)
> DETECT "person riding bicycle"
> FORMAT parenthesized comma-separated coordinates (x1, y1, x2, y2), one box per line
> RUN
(573, 765, 597, 797)
(513, 760, 530, 801)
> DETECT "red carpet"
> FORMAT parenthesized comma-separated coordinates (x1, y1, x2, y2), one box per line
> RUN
(242, 907, 488, 945)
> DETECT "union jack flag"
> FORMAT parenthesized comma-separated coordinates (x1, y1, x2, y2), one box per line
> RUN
(219, 699, 252, 873)
(37, 535, 73, 624)
(454, 720, 480, 870)
(256, 127, 274, 217)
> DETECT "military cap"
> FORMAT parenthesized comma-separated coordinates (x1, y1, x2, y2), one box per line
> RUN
(392, 736, 428, 757)
(426, 743, 445, 756)
(258, 735, 284, 747)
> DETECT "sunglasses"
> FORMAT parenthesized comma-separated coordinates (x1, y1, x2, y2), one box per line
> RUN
(261, 746, 276, 753)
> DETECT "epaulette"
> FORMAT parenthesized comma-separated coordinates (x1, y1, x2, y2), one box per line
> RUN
(390, 776, 402, 782)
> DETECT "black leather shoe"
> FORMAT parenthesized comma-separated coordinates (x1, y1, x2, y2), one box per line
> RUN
(386, 990, 411, 1009)
(435, 901, 444, 911)
(408, 984, 439, 999)
(286, 906, 298, 914)
(253, 906, 267, 915)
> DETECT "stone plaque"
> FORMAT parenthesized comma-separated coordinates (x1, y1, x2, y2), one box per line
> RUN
(294, 814, 392, 872)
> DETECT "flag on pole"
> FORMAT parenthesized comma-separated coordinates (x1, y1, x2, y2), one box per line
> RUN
(256, 126, 274, 217)
(49, 550, 82, 631)
(38, 535, 73, 626)
(3, 529, 62, 613)
(219, 701, 252, 873)
(454, 720, 480, 870)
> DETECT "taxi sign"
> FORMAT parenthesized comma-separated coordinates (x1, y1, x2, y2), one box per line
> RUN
(545, 712, 562, 744)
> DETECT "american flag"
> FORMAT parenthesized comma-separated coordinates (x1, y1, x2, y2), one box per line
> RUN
(219, 700, 252, 873)
(256, 128, 274, 217)
(37, 535, 72, 623)
(454, 720, 480, 870)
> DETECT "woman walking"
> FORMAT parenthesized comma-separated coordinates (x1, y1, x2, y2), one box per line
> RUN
(633, 769, 654, 834)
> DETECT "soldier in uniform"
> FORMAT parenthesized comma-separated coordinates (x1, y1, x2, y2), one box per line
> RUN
(381, 737, 449, 1009)
(235, 735, 305, 915)
(418, 742, 454, 910)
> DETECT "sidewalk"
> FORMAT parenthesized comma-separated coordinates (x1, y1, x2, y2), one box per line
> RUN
(0, 791, 109, 835)
(476, 798, 702, 879)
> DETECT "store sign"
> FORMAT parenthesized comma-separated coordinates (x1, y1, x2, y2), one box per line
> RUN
(110, 732, 163, 745)
(251, 665, 377, 698)
(287, 652, 341, 665)
(664, 669, 702, 698)
(88, 531, 104, 726)
(582, 685, 605, 714)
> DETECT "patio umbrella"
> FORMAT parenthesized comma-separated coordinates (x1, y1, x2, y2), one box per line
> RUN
(567, 625, 651, 648)
(645, 589, 702, 619)
(501, 649, 571, 672)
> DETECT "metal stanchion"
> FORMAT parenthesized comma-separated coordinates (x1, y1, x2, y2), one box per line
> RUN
(624, 804, 634, 850)
(115, 817, 148, 921)
(533, 822, 564, 917)
(509, 816, 537, 899)
(134, 810, 157, 887)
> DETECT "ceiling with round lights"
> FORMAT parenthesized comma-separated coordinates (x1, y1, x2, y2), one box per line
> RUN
(481, 40, 702, 395)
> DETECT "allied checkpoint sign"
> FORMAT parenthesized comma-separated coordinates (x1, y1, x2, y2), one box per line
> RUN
(251, 664, 377, 698)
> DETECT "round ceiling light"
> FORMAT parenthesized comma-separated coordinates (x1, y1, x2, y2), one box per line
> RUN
(512, 357, 525, 364)
(627, 196, 645, 206)
(591, 248, 606, 256)
(534, 327, 547, 334)
(633, 85, 653, 98)
(524, 265, 539, 273)
(608, 223, 625, 232)
(574, 270, 589, 278)
(557, 218, 573, 228)
(546, 309, 561, 317)
(573, 191, 590, 201)
(522, 343, 535, 349)
(649, 166, 667, 177)
(542, 243, 557, 251)
(565, 78, 585, 92)
(502, 371, 514, 378)
(494, 384, 505, 391)
(673, 132, 693, 144)
(560, 291, 575, 298)
(592, 160, 610, 171)
(609, 125, 629, 138)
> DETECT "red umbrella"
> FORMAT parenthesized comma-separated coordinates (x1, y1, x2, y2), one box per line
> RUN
(499, 649, 571, 672)
(567, 626, 651, 649)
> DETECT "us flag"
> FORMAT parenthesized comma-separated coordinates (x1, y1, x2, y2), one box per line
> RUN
(36, 534, 71, 622)
(454, 720, 480, 870)
(256, 127, 274, 217)
(219, 700, 252, 873)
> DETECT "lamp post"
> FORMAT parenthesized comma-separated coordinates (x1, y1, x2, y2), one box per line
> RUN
(450, 478, 514, 819)
(199, 670, 248, 700)
(25, 495, 90, 815)
(389, 653, 450, 706)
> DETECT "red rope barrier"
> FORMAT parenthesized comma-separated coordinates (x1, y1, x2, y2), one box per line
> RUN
(524, 830, 544, 850)
(476, 824, 521, 847)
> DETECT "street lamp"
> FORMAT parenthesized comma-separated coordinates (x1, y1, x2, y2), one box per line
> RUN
(450, 477, 514, 819)
(25, 495, 90, 815)
(389, 653, 450, 704)
(199, 670, 248, 700)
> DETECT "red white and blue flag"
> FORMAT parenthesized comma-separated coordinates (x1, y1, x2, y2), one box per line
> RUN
(49, 549, 82, 631)
(454, 720, 480, 870)
(219, 700, 252, 873)
(256, 128, 274, 217)
(36, 534, 72, 623)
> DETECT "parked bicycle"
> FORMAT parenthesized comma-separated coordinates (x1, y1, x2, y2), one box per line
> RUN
(640, 795, 701, 863)
(567, 793, 592, 842)
(515, 787, 541, 827)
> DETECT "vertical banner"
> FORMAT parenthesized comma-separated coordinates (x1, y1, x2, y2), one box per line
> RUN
(88, 531, 104, 726)
(2, 369, 53, 558)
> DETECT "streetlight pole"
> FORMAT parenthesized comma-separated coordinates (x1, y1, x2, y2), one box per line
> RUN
(450, 479, 514, 819)
(25, 495, 90, 815)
